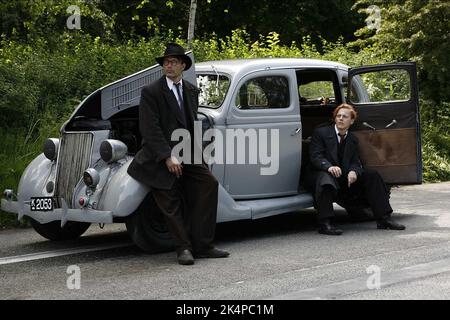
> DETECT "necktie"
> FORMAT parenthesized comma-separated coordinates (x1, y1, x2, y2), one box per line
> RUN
(174, 82, 186, 125)
(174, 82, 184, 110)
(337, 133, 346, 166)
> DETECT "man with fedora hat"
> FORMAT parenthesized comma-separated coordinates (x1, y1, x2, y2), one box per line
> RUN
(128, 43, 229, 265)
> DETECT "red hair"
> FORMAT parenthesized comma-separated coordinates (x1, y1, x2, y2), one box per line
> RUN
(332, 104, 357, 120)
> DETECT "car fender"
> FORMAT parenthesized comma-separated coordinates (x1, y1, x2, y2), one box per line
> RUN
(17, 153, 54, 203)
(98, 160, 150, 216)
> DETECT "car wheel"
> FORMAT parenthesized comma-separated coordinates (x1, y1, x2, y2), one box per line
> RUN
(125, 193, 175, 253)
(29, 219, 91, 241)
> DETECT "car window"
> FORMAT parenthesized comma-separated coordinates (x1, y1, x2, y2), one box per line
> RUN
(235, 76, 290, 109)
(296, 70, 340, 108)
(299, 81, 336, 106)
(197, 74, 230, 108)
(349, 69, 410, 104)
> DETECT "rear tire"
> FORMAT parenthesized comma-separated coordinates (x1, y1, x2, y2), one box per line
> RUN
(29, 219, 91, 241)
(125, 193, 175, 253)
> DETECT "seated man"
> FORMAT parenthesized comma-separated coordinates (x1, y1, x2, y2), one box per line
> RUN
(307, 103, 405, 235)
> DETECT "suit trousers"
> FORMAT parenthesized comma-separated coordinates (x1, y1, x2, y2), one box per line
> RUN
(316, 169, 393, 222)
(151, 164, 218, 253)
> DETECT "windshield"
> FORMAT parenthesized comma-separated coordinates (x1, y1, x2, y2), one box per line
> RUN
(196, 73, 230, 108)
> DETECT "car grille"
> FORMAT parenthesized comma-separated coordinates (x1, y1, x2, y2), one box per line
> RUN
(54, 132, 94, 208)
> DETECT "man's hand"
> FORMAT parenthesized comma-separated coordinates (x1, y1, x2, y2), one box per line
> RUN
(327, 166, 342, 178)
(348, 170, 357, 187)
(166, 156, 183, 178)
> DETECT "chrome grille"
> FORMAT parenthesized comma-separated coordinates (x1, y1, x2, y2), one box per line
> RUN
(55, 132, 93, 208)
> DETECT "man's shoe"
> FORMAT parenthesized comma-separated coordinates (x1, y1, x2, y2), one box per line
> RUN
(377, 218, 405, 230)
(193, 248, 230, 259)
(177, 249, 194, 265)
(318, 221, 343, 235)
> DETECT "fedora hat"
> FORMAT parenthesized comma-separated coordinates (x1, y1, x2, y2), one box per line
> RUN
(156, 43, 192, 70)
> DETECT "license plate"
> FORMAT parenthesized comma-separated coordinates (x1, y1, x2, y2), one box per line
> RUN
(30, 197, 54, 212)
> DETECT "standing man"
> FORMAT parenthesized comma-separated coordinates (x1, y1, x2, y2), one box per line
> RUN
(308, 103, 405, 235)
(128, 43, 229, 264)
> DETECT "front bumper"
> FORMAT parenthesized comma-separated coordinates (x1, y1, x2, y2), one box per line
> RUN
(1, 198, 113, 225)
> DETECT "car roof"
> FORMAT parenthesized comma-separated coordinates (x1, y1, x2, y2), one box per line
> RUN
(195, 58, 349, 76)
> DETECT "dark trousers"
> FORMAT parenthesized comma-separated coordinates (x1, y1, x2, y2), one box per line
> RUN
(151, 164, 219, 253)
(316, 169, 393, 222)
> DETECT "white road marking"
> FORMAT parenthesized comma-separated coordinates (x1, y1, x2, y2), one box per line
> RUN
(0, 242, 133, 265)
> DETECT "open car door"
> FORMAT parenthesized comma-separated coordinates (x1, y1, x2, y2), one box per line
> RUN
(347, 62, 422, 184)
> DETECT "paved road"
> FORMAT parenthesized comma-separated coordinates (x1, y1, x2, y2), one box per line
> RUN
(0, 182, 449, 300)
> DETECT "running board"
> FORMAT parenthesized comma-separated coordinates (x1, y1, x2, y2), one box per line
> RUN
(238, 193, 314, 220)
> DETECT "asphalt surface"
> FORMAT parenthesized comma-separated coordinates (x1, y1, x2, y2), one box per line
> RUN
(0, 182, 449, 300)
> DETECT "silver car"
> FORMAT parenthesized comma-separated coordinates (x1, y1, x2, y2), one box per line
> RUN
(1, 54, 422, 252)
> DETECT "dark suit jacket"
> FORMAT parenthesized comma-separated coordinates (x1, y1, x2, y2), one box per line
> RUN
(305, 125, 364, 201)
(127, 76, 199, 190)
(309, 125, 363, 177)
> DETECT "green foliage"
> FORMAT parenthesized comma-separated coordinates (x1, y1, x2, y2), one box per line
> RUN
(0, 0, 115, 44)
(104, 0, 365, 46)
(301, 81, 335, 100)
(190, 30, 386, 67)
(0, 34, 169, 129)
(0, 111, 61, 229)
(422, 133, 450, 182)
(355, 69, 411, 102)
(352, 0, 450, 107)
(420, 100, 450, 182)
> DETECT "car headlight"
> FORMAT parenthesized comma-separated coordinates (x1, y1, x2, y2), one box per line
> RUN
(83, 168, 100, 188)
(43, 138, 60, 161)
(3, 189, 14, 200)
(100, 139, 128, 163)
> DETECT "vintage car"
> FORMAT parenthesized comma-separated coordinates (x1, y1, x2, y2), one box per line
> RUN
(1, 53, 422, 252)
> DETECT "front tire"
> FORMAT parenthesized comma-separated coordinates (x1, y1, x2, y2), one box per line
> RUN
(29, 219, 91, 241)
(125, 193, 175, 253)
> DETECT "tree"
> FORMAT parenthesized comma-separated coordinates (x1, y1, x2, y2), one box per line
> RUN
(352, 0, 450, 106)
(0, 0, 115, 45)
(187, 0, 197, 47)
(100, 0, 364, 48)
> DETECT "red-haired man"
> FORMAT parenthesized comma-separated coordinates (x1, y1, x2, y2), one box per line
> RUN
(308, 104, 405, 235)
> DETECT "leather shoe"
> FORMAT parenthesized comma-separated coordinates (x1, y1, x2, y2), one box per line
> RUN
(318, 221, 343, 235)
(193, 248, 230, 259)
(177, 249, 194, 265)
(377, 217, 405, 230)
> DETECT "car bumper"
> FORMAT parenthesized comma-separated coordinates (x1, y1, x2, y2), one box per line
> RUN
(1, 199, 113, 225)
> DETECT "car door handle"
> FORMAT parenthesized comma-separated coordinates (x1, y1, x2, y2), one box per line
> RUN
(291, 127, 302, 136)
(362, 122, 376, 131)
(385, 119, 397, 128)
